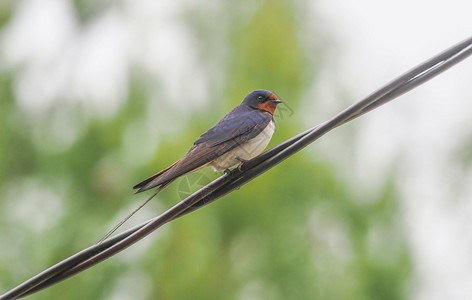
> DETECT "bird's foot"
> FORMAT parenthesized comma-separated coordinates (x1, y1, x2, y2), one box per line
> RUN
(224, 168, 231, 175)
(236, 157, 248, 172)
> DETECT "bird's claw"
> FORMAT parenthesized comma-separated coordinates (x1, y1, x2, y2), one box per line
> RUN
(236, 157, 248, 172)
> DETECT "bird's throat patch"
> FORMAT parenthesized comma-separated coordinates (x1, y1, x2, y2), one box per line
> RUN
(258, 101, 278, 115)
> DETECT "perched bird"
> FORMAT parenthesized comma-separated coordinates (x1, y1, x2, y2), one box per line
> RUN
(133, 89, 282, 193)
(100, 90, 282, 242)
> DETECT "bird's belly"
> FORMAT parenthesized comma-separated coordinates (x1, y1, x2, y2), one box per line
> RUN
(211, 120, 275, 171)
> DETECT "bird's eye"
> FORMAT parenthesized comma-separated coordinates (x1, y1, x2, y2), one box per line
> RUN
(257, 96, 264, 100)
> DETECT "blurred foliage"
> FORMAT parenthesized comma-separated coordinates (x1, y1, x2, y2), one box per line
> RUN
(0, 0, 411, 299)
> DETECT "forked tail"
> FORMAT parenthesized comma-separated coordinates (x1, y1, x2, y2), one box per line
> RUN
(98, 179, 175, 244)
(133, 161, 179, 193)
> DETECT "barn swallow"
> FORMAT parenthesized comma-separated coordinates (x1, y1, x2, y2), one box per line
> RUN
(133, 89, 282, 193)
(99, 90, 282, 242)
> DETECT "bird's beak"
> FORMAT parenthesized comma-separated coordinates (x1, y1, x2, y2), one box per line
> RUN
(270, 99, 282, 104)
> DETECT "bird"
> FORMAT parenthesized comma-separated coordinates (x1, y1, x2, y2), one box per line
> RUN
(100, 90, 282, 242)
(133, 89, 283, 193)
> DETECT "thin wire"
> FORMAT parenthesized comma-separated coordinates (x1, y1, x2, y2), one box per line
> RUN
(2, 35, 472, 300)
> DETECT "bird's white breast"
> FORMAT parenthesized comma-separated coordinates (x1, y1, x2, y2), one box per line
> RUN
(211, 120, 275, 171)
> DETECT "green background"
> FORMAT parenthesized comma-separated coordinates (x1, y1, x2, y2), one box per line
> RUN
(0, 1, 411, 299)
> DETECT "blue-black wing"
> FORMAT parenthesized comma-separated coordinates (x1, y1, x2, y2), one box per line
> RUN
(194, 105, 272, 147)
(133, 105, 272, 192)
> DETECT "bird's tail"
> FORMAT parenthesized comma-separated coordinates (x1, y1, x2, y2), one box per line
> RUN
(100, 158, 207, 243)
(98, 179, 175, 244)
(133, 161, 179, 193)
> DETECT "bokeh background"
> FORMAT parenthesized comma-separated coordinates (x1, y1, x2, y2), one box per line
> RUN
(1, 0, 472, 299)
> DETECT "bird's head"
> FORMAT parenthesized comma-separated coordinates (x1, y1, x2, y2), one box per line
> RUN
(242, 90, 282, 115)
